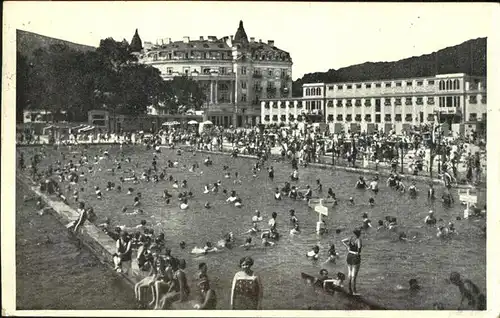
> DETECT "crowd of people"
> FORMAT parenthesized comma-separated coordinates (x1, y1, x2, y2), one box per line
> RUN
(18, 122, 487, 310)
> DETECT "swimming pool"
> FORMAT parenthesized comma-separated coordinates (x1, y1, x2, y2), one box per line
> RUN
(17, 144, 486, 310)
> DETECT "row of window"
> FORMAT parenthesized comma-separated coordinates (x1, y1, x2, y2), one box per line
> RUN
(438, 79, 460, 91)
(305, 87, 322, 96)
(318, 79, 437, 92)
(263, 112, 485, 123)
(253, 68, 289, 78)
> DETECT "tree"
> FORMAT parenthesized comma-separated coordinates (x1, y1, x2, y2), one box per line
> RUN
(165, 76, 207, 112)
(16, 51, 29, 122)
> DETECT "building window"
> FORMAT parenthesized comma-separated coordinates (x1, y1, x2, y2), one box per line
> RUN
(395, 82, 402, 87)
(280, 115, 286, 121)
(337, 85, 343, 90)
(405, 97, 412, 106)
(469, 96, 477, 104)
(481, 96, 487, 104)
(289, 114, 295, 121)
(375, 83, 381, 88)
(427, 114, 435, 121)
(405, 114, 413, 122)
(355, 114, 362, 122)
(385, 114, 392, 122)
(316, 87, 321, 95)
(346, 114, 352, 122)
(281, 69, 287, 77)
(219, 67, 226, 74)
(406, 81, 413, 86)
(375, 114, 381, 123)
(384, 99, 392, 106)
(355, 99, 361, 107)
(264, 115, 270, 121)
(272, 115, 278, 121)
(327, 100, 334, 107)
(346, 85, 352, 89)
(241, 81, 247, 89)
(356, 84, 362, 89)
(272, 102, 278, 108)
(327, 114, 334, 122)
(365, 114, 372, 122)
(469, 113, 477, 121)
(264, 102, 270, 109)
(241, 67, 247, 75)
(395, 98, 402, 106)
(280, 102, 286, 108)
(446, 96, 453, 107)
(337, 100, 343, 107)
(328, 86, 334, 91)
(306, 88, 310, 96)
(337, 114, 343, 121)
(385, 82, 392, 87)
(365, 99, 372, 106)
(416, 97, 423, 105)
(366, 83, 372, 88)
(427, 97, 434, 105)
(167, 67, 173, 74)
(346, 100, 352, 107)
(417, 81, 423, 86)
(297, 101, 303, 108)
(395, 114, 402, 122)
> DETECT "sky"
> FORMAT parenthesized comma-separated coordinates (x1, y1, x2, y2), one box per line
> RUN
(5, 2, 494, 80)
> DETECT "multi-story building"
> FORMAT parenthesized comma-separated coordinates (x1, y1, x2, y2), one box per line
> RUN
(261, 73, 487, 135)
(135, 21, 293, 127)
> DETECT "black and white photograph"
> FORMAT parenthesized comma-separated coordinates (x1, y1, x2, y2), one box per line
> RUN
(2, 1, 498, 315)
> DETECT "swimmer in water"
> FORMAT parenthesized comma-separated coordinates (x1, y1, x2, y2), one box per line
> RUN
(428, 184, 436, 200)
(252, 210, 263, 223)
(369, 177, 379, 194)
(290, 223, 301, 235)
(240, 237, 255, 250)
(355, 176, 367, 189)
(180, 198, 189, 210)
(324, 243, 339, 264)
(307, 245, 320, 260)
(315, 179, 323, 193)
(437, 226, 449, 238)
(242, 222, 260, 235)
(349, 197, 354, 205)
(408, 182, 417, 197)
(261, 234, 275, 247)
(289, 209, 298, 225)
(274, 188, 282, 200)
(204, 202, 211, 209)
(361, 213, 372, 230)
(368, 197, 375, 206)
(425, 210, 437, 225)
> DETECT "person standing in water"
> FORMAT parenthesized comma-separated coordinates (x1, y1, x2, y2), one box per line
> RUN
(341, 228, 363, 295)
(230, 257, 263, 310)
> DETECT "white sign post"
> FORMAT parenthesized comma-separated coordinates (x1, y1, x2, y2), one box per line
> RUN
(459, 189, 478, 219)
(314, 199, 328, 234)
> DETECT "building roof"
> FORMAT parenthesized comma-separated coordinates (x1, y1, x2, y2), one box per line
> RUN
(130, 29, 143, 53)
(146, 39, 231, 52)
(233, 20, 249, 45)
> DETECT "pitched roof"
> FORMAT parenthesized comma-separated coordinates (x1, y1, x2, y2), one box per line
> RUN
(233, 20, 249, 45)
(147, 40, 231, 52)
(130, 29, 142, 52)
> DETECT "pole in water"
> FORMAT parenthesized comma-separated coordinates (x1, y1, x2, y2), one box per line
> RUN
(315, 199, 328, 234)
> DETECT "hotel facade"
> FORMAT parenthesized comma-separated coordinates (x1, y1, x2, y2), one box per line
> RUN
(261, 73, 487, 135)
(136, 21, 293, 128)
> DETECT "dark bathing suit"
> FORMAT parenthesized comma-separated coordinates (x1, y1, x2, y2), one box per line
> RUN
(346, 237, 361, 265)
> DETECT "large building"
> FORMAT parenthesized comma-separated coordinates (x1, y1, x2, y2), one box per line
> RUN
(261, 73, 487, 135)
(135, 21, 293, 127)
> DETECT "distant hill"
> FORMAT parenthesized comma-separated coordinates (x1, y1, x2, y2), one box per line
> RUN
(17, 29, 96, 59)
(292, 37, 487, 97)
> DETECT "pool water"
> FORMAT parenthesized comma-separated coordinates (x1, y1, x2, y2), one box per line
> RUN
(16, 182, 137, 310)
(17, 145, 486, 310)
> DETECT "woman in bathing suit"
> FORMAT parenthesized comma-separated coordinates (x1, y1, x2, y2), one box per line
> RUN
(230, 257, 263, 309)
(341, 228, 362, 295)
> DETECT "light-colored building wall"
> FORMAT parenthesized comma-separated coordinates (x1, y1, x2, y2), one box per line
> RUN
(137, 25, 293, 128)
(261, 73, 486, 134)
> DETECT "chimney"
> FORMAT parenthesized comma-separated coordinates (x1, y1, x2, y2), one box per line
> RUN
(230, 35, 234, 41)
(250, 37, 255, 42)
(199, 36, 204, 41)
(259, 39, 262, 43)
(183, 36, 190, 43)
(268, 40, 274, 47)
